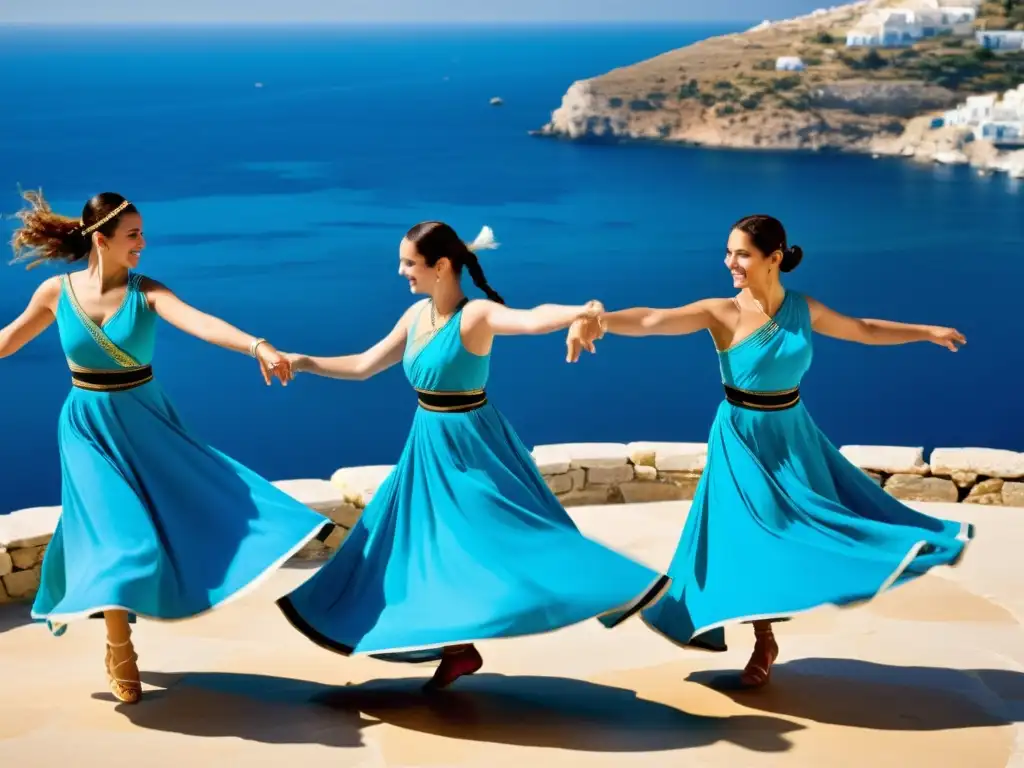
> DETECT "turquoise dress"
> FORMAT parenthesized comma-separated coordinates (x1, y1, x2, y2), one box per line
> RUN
(31, 272, 331, 635)
(278, 300, 670, 660)
(639, 291, 973, 652)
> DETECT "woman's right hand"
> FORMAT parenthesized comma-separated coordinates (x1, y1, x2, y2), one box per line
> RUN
(927, 326, 967, 352)
(566, 317, 603, 363)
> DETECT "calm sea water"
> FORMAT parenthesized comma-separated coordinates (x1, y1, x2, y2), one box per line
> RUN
(0, 24, 1021, 514)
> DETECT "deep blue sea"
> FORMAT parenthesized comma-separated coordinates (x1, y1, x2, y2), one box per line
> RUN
(0, 23, 1022, 514)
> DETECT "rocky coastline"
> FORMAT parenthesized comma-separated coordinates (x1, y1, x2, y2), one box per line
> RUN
(2, 442, 1021, 605)
(533, 0, 1024, 175)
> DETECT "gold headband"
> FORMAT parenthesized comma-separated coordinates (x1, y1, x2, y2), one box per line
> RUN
(81, 200, 131, 236)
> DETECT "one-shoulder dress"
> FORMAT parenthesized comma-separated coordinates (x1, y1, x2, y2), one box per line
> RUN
(31, 272, 332, 635)
(640, 291, 973, 651)
(278, 299, 670, 660)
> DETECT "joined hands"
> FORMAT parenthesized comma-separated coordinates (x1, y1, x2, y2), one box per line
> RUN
(566, 303, 606, 363)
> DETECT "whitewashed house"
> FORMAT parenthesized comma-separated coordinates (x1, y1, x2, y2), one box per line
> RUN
(847, 10, 924, 47)
(775, 56, 807, 71)
(976, 30, 1024, 50)
(846, 2, 977, 47)
(943, 94, 998, 126)
(941, 87, 1024, 146)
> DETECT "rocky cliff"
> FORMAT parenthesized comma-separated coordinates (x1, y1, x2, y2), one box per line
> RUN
(535, 0, 1024, 154)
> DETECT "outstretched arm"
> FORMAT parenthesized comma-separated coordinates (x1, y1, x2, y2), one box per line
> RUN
(141, 277, 290, 384)
(288, 304, 417, 381)
(475, 300, 602, 337)
(807, 296, 965, 350)
(598, 300, 719, 337)
(0, 278, 60, 359)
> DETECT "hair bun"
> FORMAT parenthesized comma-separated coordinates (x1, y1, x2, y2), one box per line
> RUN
(780, 244, 803, 273)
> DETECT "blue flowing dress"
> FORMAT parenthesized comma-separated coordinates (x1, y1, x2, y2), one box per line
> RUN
(31, 272, 332, 635)
(278, 300, 670, 661)
(639, 291, 973, 652)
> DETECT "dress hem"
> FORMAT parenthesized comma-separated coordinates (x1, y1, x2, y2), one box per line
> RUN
(642, 521, 974, 653)
(34, 520, 335, 635)
(276, 572, 672, 660)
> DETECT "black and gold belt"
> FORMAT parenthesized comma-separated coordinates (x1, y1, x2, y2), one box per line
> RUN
(724, 384, 800, 411)
(416, 388, 487, 413)
(70, 364, 153, 392)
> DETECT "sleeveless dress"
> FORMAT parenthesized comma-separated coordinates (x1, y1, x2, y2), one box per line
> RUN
(31, 272, 332, 635)
(277, 300, 670, 661)
(639, 291, 973, 652)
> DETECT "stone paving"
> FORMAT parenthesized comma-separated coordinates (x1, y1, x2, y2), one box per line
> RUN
(1, 500, 1020, 767)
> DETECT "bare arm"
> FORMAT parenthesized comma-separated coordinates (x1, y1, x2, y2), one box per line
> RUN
(600, 299, 720, 337)
(477, 300, 600, 336)
(806, 296, 965, 350)
(143, 277, 266, 354)
(141, 277, 291, 384)
(0, 278, 60, 359)
(290, 303, 418, 381)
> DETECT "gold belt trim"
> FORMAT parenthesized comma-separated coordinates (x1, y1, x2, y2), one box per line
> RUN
(69, 363, 153, 392)
(723, 384, 800, 411)
(415, 388, 487, 413)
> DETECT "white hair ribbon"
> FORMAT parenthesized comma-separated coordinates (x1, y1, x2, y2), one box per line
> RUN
(466, 225, 499, 253)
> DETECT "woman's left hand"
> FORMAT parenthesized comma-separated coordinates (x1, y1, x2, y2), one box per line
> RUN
(256, 342, 293, 385)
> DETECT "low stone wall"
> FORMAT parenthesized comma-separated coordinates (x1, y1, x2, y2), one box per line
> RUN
(531, 443, 1024, 507)
(2, 443, 1022, 605)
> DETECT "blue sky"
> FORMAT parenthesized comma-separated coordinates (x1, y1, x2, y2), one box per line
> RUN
(1, 0, 834, 24)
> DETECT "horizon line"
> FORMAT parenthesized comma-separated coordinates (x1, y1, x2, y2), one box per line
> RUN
(0, 19, 753, 27)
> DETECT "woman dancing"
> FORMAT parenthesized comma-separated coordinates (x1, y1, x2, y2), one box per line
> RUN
(276, 221, 670, 690)
(2, 190, 333, 703)
(566, 214, 972, 689)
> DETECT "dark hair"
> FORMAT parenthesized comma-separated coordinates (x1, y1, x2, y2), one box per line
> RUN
(731, 214, 803, 273)
(404, 221, 505, 304)
(10, 189, 137, 269)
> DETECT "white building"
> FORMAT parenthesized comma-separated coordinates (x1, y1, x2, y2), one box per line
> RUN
(976, 30, 1024, 51)
(776, 56, 807, 71)
(846, 3, 976, 47)
(847, 10, 923, 47)
(941, 86, 1024, 145)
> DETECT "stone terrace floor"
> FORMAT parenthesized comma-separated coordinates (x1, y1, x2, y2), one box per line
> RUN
(1, 501, 1022, 767)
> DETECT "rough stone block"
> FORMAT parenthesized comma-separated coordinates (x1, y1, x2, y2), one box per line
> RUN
(531, 445, 573, 475)
(951, 471, 979, 489)
(620, 481, 688, 504)
(840, 445, 928, 475)
(659, 471, 703, 500)
(634, 465, 658, 481)
(546, 473, 574, 495)
(1003, 482, 1024, 508)
(330, 465, 394, 508)
(10, 545, 46, 571)
(587, 465, 635, 485)
(323, 526, 349, 550)
(0, 549, 11, 578)
(965, 478, 1005, 505)
(2, 567, 41, 600)
(0, 506, 60, 550)
(930, 448, 1024, 480)
(559, 443, 630, 469)
(884, 474, 958, 503)
(559, 485, 624, 507)
(627, 442, 707, 472)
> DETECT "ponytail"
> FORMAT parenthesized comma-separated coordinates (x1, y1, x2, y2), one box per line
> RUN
(10, 189, 89, 269)
(10, 189, 137, 270)
(462, 249, 505, 305)
(463, 225, 504, 305)
(404, 220, 506, 304)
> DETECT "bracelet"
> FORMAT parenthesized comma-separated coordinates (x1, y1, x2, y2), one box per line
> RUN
(249, 338, 268, 358)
